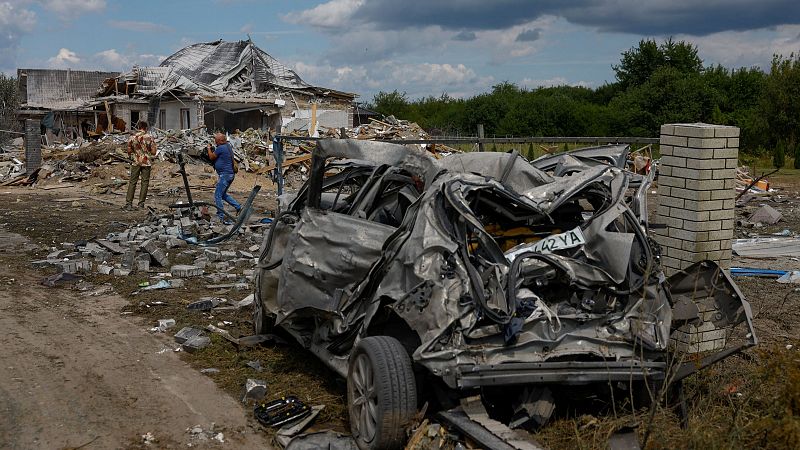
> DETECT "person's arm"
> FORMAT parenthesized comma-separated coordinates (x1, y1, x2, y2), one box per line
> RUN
(207, 143, 218, 161)
(127, 138, 133, 155)
(148, 136, 157, 156)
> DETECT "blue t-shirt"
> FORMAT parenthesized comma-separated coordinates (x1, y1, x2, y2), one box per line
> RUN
(214, 143, 235, 175)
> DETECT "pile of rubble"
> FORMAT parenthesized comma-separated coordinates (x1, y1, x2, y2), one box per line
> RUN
(33, 207, 263, 296)
(1, 116, 457, 188)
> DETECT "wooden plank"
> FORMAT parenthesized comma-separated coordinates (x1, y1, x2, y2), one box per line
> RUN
(259, 154, 313, 173)
(40, 184, 75, 190)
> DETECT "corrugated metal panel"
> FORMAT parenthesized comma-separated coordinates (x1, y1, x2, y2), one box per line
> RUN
(20, 69, 119, 109)
(157, 40, 311, 94)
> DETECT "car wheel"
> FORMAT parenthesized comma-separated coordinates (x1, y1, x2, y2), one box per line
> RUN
(348, 336, 417, 450)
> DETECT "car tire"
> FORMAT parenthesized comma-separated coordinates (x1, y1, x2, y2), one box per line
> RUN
(348, 336, 417, 450)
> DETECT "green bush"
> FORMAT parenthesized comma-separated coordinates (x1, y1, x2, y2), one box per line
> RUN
(526, 142, 535, 161)
(794, 142, 800, 169)
(773, 140, 786, 168)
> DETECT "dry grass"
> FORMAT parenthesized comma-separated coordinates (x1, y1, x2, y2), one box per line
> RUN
(531, 343, 800, 449)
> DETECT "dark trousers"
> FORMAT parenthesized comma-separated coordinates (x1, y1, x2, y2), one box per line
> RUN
(126, 165, 151, 206)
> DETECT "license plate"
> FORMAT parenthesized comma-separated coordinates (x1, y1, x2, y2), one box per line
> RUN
(505, 226, 586, 261)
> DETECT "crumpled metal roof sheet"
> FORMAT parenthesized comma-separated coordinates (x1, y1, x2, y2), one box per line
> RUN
(19, 69, 119, 110)
(156, 40, 311, 94)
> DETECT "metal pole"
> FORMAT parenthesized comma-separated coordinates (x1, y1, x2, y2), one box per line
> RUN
(273, 136, 284, 197)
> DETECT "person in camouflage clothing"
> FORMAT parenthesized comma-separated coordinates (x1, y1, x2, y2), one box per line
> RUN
(123, 121, 157, 210)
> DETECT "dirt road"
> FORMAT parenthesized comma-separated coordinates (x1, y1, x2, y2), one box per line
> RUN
(0, 228, 271, 449)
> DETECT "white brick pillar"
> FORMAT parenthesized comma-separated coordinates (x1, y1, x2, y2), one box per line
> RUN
(654, 123, 739, 275)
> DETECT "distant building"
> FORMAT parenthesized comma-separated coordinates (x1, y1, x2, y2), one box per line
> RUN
(16, 68, 121, 139)
(17, 39, 357, 139)
(98, 39, 356, 133)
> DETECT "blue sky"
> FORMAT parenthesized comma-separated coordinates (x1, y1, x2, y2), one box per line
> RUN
(2, 0, 800, 102)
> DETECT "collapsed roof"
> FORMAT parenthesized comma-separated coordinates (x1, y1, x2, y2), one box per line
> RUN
(99, 39, 355, 100)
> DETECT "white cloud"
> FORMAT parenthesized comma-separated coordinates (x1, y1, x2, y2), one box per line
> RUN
(283, 0, 363, 29)
(291, 60, 494, 100)
(679, 25, 800, 69)
(93, 49, 164, 70)
(0, 1, 37, 71)
(95, 48, 125, 66)
(47, 47, 80, 66)
(39, 0, 105, 15)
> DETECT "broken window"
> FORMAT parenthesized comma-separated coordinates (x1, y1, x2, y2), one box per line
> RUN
(180, 108, 191, 129)
(158, 110, 166, 129)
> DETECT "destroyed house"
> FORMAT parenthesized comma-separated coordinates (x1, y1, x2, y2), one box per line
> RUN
(96, 39, 357, 134)
(17, 68, 121, 140)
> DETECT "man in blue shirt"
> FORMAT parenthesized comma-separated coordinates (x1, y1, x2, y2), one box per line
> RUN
(206, 133, 241, 224)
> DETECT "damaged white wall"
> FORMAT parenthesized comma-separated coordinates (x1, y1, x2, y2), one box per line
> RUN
(282, 109, 349, 133)
(158, 100, 200, 130)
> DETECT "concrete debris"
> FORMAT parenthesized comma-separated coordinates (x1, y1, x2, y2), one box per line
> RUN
(171, 264, 204, 277)
(182, 335, 211, 353)
(174, 327, 205, 344)
(246, 360, 263, 372)
(152, 319, 176, 332)
(55, 259, 91, 274)
(141, 239, 169, 267)
(777, 271, 800, 284)
(187, 297, 225, 311)
(749, 204, 782, 225)
(237, 294, 255, 308)
(141, 432, 156, 445)
(242, 379, 268, 404)
(200, 368, 220, 375)
(186, 424, 224, 444)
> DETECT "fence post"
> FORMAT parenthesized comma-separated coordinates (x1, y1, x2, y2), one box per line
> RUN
(24, 118, 41, 175)
(477, 124, 484, 152)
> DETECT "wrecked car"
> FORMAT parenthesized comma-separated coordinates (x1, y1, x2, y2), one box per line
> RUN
(254, 140, 755, 450)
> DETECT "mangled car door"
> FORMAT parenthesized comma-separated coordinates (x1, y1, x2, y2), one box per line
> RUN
(276, 208, 395, 324)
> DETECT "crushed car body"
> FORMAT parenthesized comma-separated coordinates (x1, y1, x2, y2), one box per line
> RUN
(255, 139, 756, 449)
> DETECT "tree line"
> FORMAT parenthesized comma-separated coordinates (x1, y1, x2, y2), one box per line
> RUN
(368, 38, 800, 168)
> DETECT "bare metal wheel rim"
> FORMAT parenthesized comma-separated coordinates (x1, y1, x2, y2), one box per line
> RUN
(350, 353, 378, 443)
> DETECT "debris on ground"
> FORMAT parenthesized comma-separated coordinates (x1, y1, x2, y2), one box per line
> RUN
(284, 431, 357, 450)
(750, 204, 783, 224)
(777, 271, 800, 284)
(1, 118, 456, 189)
(730, 267, 788, 278)
(186, 424, 225, 445)
(242, 379, 269, 404)
(152, 318, 176, 333)
(732, 237, 800, 257)
(253, 395, 310, 427)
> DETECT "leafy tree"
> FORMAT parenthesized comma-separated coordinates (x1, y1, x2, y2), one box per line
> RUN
(613, 38, 702, 89)
(759, 54, 800, 150)
(794, 142, 800, 169)
(773, 140, 786, 168)
(0, 74, 19, 145)
(370, 90, 410, 119)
